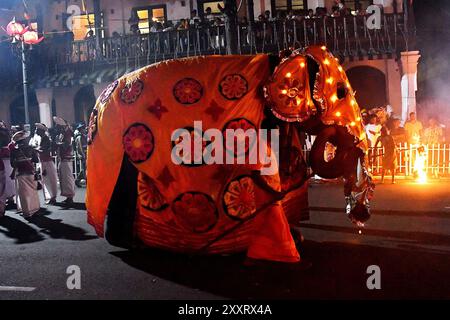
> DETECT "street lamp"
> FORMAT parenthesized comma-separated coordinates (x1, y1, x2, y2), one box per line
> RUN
(5, 17, 43, 128)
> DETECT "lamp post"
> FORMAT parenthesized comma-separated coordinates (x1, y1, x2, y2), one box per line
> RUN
(21, 40, 29, 125)
(5, 17, 43, 127)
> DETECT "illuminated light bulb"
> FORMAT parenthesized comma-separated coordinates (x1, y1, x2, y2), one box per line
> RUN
(286, 72, 292, 78)
(326, 77, 333, 85)
(356, 117, 361, 121)
(281, 89, 288, 94)
(321, 46, 326, 50)
(350, 99, 356, 106)
(331, 95, 338, 103)
(338, 66, 343, 72)
(324, 59, 330, 65)
(335, 111, 341, 117)
(350, 121, 356, 126)
(300, 62, 305, 68)
(358, 230, 362, 235)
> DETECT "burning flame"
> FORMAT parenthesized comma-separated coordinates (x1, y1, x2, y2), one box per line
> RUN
(414, 145, 428, 184)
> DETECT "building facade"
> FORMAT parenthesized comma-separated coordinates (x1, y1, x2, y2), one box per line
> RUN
(0, 0, 418, 127)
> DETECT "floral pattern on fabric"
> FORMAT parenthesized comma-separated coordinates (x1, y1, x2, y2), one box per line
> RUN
(173, 78, 203, 104)
(223, 176, 257, 221)
(222, 118, 257, 157)
(172, 192, 218, 233)
(123, 123, 154, 163)
(87, 108, 98, 145)
(138, 173, 168, 212)
(120, 79, 144, 104)
(147, 98, 168, 120)
(99, 80, 119, 104)
(219, 74, 248, 100)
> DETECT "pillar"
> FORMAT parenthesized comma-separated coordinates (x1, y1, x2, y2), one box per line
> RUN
(224, 0, 238, 55)
(400, 51, 420, 124)
(35, 88, 53, 127)
(52, 87, 79, 125)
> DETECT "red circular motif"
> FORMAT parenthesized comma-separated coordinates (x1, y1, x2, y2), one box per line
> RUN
(122, 123, 154, 163)
(223, 176, 257, 221)
(222, 118, 257, 157)
(120, 79, 144, 104)
(173, 78, 203, 104)
(138, 173, 168, 211)
(172, 192, 218, 233)
(219, 74, 248, 100)
(100, 80, 119, 104)
(87, 108, 98, 145)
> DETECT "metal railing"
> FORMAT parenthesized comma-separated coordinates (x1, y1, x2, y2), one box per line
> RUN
(39, 13, 411, 73)
(369, 143, 450, 177)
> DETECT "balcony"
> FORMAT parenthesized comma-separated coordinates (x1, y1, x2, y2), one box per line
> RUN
(34, 13, 414, 88)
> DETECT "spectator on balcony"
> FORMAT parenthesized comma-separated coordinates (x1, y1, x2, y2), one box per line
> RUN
(423, 117, 445, 145)
(84, 29, 94, 40)
(128, 11, 140, 34)
(162, 20, 175, 32)
(305, 9, 315, 19)
(404, 112, 423, 145)
(334, 0, 345, 11)
(286, 10, 297, 20)
(264, 10, 273, 21)
(331, 6, 341, 17)
(354, 2, 367, 16)
(190, 9, 201, 26)
(177, 19, 190, 30)
(205, 7, 215, 22)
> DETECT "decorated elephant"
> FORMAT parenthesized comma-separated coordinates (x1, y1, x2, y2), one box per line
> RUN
(86, 45, 374, 263)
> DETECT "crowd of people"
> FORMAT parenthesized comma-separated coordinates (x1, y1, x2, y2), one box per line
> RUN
(363, 107, 447, 183)
(0, 117, 87, 218)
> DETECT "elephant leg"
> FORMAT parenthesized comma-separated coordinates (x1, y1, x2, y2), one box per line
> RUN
(105, 155, 138, 249)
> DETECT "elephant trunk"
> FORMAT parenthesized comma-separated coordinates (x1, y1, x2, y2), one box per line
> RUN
(310, 125, 374, 224)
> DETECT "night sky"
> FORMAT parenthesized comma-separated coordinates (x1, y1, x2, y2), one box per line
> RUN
(414, 0, 450, 103)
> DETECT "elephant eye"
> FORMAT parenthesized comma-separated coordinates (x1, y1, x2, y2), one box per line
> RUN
(336, 82, 348, 100)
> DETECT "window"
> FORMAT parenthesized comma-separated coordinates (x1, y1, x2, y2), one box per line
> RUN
(71, 13, 96, 40)
(272, 0, 306, 15)
(345, 0, 373, 11)
(133, 6, 167, 34)
(202, 1, 224, 14)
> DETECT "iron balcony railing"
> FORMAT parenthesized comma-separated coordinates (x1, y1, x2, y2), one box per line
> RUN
(40, 13, 412, 71)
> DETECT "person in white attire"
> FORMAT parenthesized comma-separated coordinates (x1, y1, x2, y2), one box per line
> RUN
(53, 117, 75, 205)
(32, 123, 58, 204)
(10, 131, 40, 217)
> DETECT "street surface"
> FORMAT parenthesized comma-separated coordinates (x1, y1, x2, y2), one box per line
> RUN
(1, 179, 449, 299)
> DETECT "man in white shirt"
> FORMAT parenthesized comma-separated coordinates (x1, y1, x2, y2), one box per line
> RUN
(365, 115, 382, 148)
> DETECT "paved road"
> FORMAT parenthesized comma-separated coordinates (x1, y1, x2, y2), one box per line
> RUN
(1, 180, 449, 299)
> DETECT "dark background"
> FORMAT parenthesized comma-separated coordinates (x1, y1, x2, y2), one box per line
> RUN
(414, 0, 450, 103)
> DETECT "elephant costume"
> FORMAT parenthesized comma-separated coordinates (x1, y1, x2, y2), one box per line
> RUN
(86, 45, 374, 263)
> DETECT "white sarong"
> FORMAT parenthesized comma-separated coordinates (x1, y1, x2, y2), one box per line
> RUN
(41, 160, 58, 199)
(2, 159, 16, 198)
(17, 174, 40, 217)
(59, 160, 75, 198)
